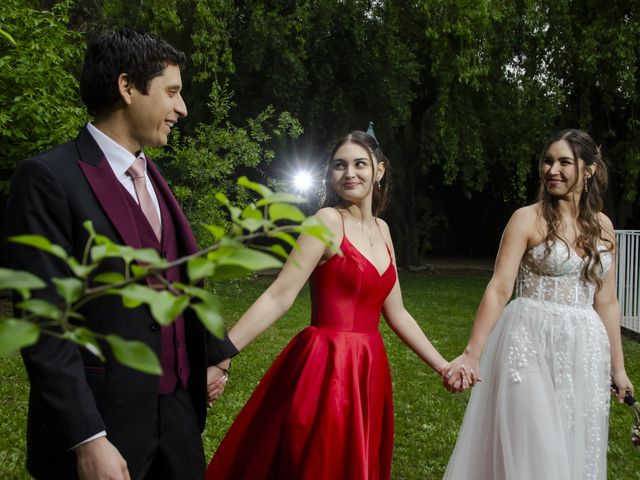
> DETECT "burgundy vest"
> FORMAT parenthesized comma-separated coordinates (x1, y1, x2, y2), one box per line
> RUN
(120, 178, 190, 395)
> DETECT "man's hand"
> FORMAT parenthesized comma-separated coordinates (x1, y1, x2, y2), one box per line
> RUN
(76, 436, 130, 480)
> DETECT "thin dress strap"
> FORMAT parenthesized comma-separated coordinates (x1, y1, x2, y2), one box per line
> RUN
(374, 218, 392, 256)
(336, 208, 346, 236)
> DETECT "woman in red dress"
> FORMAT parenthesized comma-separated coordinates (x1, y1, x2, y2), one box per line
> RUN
(206, 130, 464, 479)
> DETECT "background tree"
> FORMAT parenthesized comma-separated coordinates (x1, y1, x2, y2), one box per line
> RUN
(0, 0, 86, 193)
(2, 0, 640, 267)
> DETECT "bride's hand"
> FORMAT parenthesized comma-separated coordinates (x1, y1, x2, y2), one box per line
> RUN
(439, 362, 469, 393)
(611, 369, 634, 403)
(443, 353, 481, 391)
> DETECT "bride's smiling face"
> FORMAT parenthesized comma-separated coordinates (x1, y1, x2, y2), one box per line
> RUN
(329, 142, 384, 204)
(542, 139, 589, 198)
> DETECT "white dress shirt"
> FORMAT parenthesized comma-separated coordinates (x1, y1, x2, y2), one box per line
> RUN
(86, 122, 162, 224)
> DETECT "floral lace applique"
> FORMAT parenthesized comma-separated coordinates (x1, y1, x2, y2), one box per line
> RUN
(506, 323, 537, 383)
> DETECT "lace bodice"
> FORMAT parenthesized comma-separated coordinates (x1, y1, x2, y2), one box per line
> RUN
(516, 242, 611, 307)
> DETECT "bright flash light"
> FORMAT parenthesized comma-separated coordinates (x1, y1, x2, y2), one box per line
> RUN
(293, 170, 314, 192)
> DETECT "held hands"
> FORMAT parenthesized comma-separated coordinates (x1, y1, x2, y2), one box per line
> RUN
(440, 352, 481, 393)
(76, 437, 130, 480)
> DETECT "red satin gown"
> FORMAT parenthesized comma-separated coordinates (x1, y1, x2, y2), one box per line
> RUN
(206, 222, 397, 479)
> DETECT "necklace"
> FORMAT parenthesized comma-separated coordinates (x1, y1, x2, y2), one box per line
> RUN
(342, 209, 374, 247)
(359, 223, 374, 247)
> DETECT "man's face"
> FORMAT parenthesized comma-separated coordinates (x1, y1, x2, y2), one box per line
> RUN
(126, 64, 187, 151)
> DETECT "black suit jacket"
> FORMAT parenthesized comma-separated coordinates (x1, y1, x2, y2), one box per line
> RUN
(5, 127, 237, 478)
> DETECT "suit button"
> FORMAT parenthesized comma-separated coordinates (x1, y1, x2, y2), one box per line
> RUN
(177, 341, 182, 348)
(150, 322, 159, 331)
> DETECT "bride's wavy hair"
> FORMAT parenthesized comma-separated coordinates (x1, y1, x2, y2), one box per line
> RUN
(320, 130, 391, 216)
(537, 128, 613, 287)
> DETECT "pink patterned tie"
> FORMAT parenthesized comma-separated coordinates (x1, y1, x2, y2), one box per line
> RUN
(127, 156, 161, 240)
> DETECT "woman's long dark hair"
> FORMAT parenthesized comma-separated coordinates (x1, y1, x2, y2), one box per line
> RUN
(537, 128, 613, 287)
(320, 130, 391, 216)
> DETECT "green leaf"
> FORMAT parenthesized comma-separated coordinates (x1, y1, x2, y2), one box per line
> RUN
(110, 284, 189, 325)
(90, 244, 165, 266)
(0, 29, 17, 46)
(106, 335, 161, 375)
(10, 235, 68, 259)
(90, 244, 109, 262)
(0, 268, 46, 299)
(116, 246, 165, 265)
(83, 220, 96, 236)
(237, 176, 273, 197)
(130, 265, 149, 277)
(256, 192, 307, 206)
(241, 204, 263, 220)
(111, 284, 159, 309)
(149, 292, 190, 326)
(181, 285, 216, 302)
(129, 248, 166, 265)
(272, 231, 300, 251)
(15, 299, 61, 320)
(191, 303, 224, 338)
(217, 248, 282, 271)
(93, 234, 115, 246)
(64, 327, 104, 360)
(67, 258, 97, 279)
(52, 278, 83, 304)
(206, 243, 240, 262)
(184, 286, 224, 338)
(227, 205, 242, 221)
(202, 224, 226, 241)
(269, 203, 305, 222)
(0, 319, 39, 356)
(237, 217, 264, 233)
(215, 192, 230, 206)
(93, 272, 126, 284)
(269, 244, 290, 260)
(187, 257, 215, 282)
(294, 216, 338, 251)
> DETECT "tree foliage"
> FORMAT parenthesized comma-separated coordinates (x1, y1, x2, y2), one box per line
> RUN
(0, 0, 86, 193)
(159, 99, 303, 243)
(2, 0, 640, 265)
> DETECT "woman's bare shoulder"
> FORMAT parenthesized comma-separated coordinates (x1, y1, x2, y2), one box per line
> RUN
(313, 207, 343, 237)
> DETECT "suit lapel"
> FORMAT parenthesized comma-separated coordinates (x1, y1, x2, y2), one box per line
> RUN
(147, 161, 198, 256)
(75, 127, 143, 250)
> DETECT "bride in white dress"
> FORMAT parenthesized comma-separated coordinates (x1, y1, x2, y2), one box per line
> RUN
(443, 129, 634, 479)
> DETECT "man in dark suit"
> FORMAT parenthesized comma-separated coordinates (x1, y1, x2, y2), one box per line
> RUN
(5, 29, 236, 479)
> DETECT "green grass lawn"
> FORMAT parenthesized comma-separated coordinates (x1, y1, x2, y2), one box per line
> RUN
(1, 272, 639, 479)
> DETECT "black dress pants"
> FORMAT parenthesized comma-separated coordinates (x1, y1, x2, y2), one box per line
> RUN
(139, 387, 205, 480)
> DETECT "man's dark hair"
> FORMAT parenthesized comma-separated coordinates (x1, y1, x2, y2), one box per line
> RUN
(80, 28, 186, 117)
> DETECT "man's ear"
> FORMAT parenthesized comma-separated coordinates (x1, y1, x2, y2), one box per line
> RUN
(117, 73, 134, 105)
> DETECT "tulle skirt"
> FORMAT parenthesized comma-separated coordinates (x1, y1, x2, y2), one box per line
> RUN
(444, 297, 611, 480)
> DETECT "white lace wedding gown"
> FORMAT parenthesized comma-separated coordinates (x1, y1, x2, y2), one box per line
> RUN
(444, 242, 611, 480)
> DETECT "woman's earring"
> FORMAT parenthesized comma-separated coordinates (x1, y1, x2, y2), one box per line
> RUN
(584, 177, 590, 193)
(377, 180, 381, 189)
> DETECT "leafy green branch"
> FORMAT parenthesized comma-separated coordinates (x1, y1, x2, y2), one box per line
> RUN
(0, 28, 16, 46)
(0, 177, 336, 375)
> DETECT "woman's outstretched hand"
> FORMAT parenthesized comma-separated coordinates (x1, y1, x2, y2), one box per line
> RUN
(441, 352, 481, 393)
